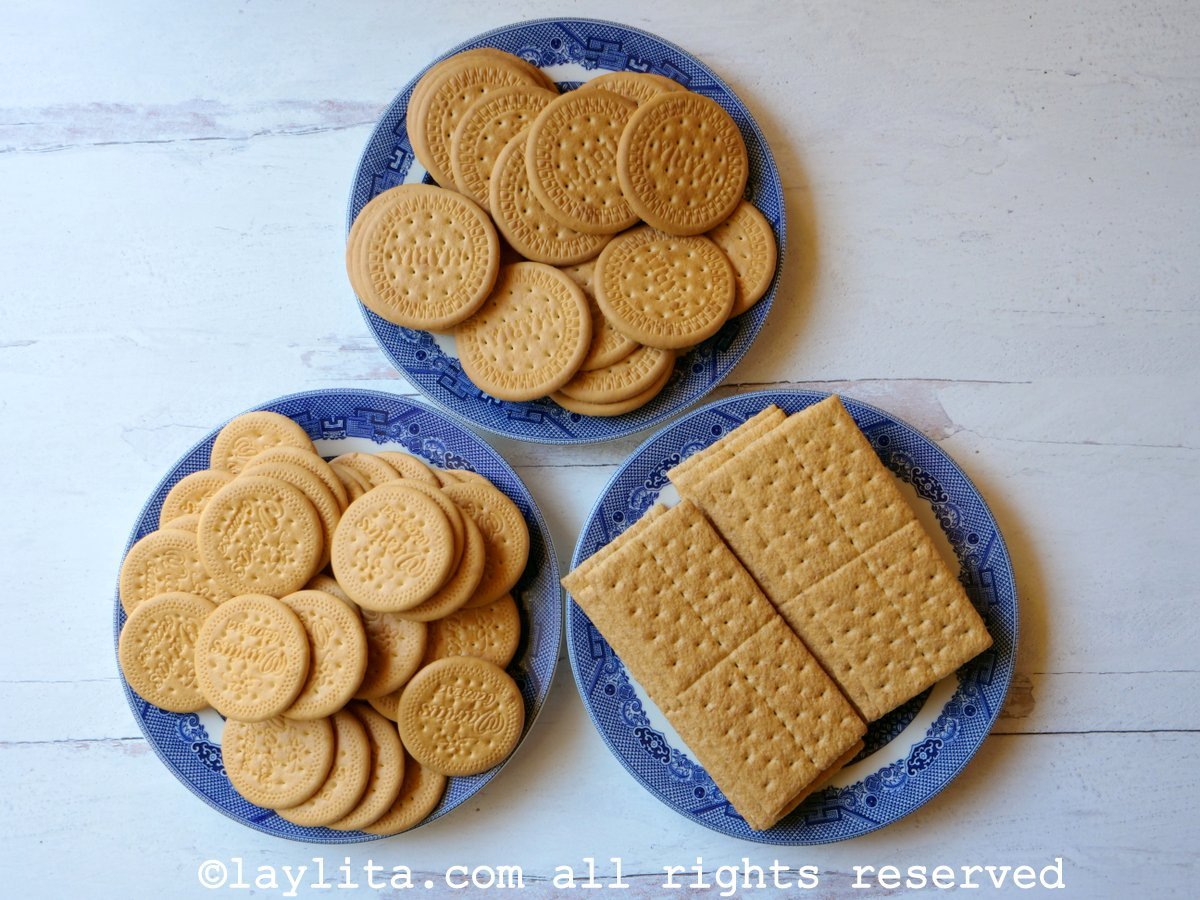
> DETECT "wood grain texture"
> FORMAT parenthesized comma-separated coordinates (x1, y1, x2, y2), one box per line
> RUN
(1, 0, 1196, 896)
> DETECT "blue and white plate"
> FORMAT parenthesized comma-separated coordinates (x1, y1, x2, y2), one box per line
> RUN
(113, 390, 561, 842)
(566, 390, 1018, 843)
(348, 19, 785, 444)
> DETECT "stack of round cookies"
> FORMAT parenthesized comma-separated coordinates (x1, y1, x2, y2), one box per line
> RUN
(117, 409, 530, 834)
(346, 49, 778, 416)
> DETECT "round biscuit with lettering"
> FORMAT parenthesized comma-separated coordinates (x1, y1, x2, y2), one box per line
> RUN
(159, 469, 235, 526)
(118, 592, 216, 713)
(617, 90, 749, 236)
(393, 514, 485, 623)
(490, 130, 610, 266)
(551, 359, 674, 417)
(355, 608, 428, 700)
(558, 345, 676, 404)
(441, 480, 529, 608)
(594, 225, 736, 350)
(375, 451, 439, 487)
(209, 410, 315, 475)
(119, 528, 230, 615)
(248, 445, 349, 511)
(276, 710, 371, 827)
(346, 184, 500, 331)
(381, 478, 466, 566)
(423, 594, 521, 669)
(454, 262, 591, 402)
(197, 475, 323, 598)
(193, 594, 310, 721)
(241, 459, 341, 570)
(278, 590, 369, 720)
(362, 752, 447, 836)
(579, 70, 684, 105)
(329, 452, 400, 489)
(558, 259, 639, 372)
(706, 200, 779, 316)
(331, 482, 457, 612)
(222, 715, 335, 809)
(328, 704, 405, 832)
(397, 655, 524, 777)
(525, 89, 639, 235)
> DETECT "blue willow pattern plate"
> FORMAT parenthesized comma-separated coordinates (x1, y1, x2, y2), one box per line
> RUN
(112, 390, 561, 842)
(566, 390, 1018, 843)
(348, 18, 786, 444)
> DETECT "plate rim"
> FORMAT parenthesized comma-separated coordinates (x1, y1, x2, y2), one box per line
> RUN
(345, 16, 788, 446)
(565, 387, 1020, 844)
(111, 387, 563, 843)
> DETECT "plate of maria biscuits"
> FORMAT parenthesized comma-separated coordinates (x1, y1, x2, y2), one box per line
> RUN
(347, 19, 785, 443)
(113, 390, 561, 841)
(563, 390, 1017, 843)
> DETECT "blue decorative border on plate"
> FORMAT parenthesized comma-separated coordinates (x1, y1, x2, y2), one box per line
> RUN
(347, 18, 786, 444)
(112, 389, 561, 842)
(565, 390, 1018, 843)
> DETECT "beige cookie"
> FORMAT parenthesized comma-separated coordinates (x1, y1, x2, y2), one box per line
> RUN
(383, 478, 466, 565)
(276, 710, 372, 827)
(331, 482, 456, 612)
(424, 594, 521, 669)
(240, 459, 340, 570)
(362, 753, 447, 836)
(222, 716, 335, 809)
(438, 469, 491, 486)
(579, 70, 685, 105)
(159, 513, 200, 533)
(397, 656, 525, 777)
(193, 593, 310, 721)
(159, 469, 235, 526)
(558, 345, 676, 404)
(119, 528, 230, 615)
(210, 411, 315, 475)
(329, 452, 400, 489)
(279, 590, 369, 720)
(346, 184, 500, 331)
(328, 704, 406, 832)
(355, 608, 428, 699)
(490, 130, 610, 266)
(375, 451, 439, 486)
(559, 259, 639, 372)
(454, 262, 591, 402)
(441, 481, 529, 606)
(706, 200, 778, 316)
(393, 514, 485, 623)
(248, 445, 349, 512)
(366, 687, 402, 723)
(594, 225, 735, 350)
(525, 89, 639, 235)
(451, 84, 557, 211)
(118, 592, 216, 713)
(551, 360, 674, 417)
(330, 462, 370, 502)
(617, 90, 749, 235)
(197, 475, 323, 598)
(305, 574, 353, 606)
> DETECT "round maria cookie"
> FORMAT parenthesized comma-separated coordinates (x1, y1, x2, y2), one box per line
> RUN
(558, 259, 639, 372)
(706, 200, 779, 316)
(525, 89, 640, 235)
(118, 592, 216, 713)
(557, 345, 676, 404)
(551, 359, 674, 417)
(454, 262, 591, 402)
(305, 575, 352, 606)
(209, 411, 315, 475)
(279, 590, 369, 720)
(441, 481, 529, 607)
(330, 462, 370, 503)
(362, 752, 447, 836)
(355, 609, 428, 700)
(327, 704, 406, 832)
(159, 469, 235, 527)
(275, 709, 372, 827)
(192, 594, 311, 721)
(617, 90, 749, 236)
(197, 475, 323, 598)
(374, 451, 439, 487)
(594, 225, 736, 350)
(383, 479, 466, 566)
(397, 656, 525, 777)
(222, 715, 335, 809)
(159, 513, 200, 533)
(346, 184, 500, 331)
(240, 459, 341, 571)
(424, 594, 521, 669)
(331, 482, 457, 612)
(578, 70, 685, 106)
(489, 130, 610, 266)
(329, 452, 400, 489)
(451, 84, 557, 211)
(118, 528, 230, 615)
(393, 514, 485, 623)
(247, 445, 349, 512)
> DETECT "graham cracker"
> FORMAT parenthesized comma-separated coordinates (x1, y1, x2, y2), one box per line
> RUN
(668, 403, 786, 494)
(562, 500, 865, 831)
(676, 395, 993, 721)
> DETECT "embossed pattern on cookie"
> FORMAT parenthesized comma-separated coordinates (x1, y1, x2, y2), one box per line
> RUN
(118, 592, 216, 713)
(210, 410, 315, 475)
(578, 70, 684, 106)
(558, 259, 639, 372)
(558, 345, 676, 404)
(222, 716, 335, 809)
(279, 590, 369, 720)
(119, 528, 230, 615)
(423, 594, 521, 669)
(441, 480, 530, 607)
(327, 704, 406, 832)
(159, 469, 235, 526)
(452, 84, 556, 211)
(705, 200, 779, 316)
(276, 710, 372, 827)
(354, 607, 427, 699)
(362, 752, 447, 836)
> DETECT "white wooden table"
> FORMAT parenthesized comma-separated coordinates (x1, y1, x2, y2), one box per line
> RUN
(2, 1, 1196, 896)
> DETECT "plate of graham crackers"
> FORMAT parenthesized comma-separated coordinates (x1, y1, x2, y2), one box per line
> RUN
(347, 18, 784, 443)
(112, 390, 561, 841)
(564, 391, 1017, 843)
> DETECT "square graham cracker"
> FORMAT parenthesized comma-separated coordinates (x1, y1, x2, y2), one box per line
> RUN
(562, 500, 866, 831)
(668, 404, 786, 494)
(676, 395, 993, 722)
